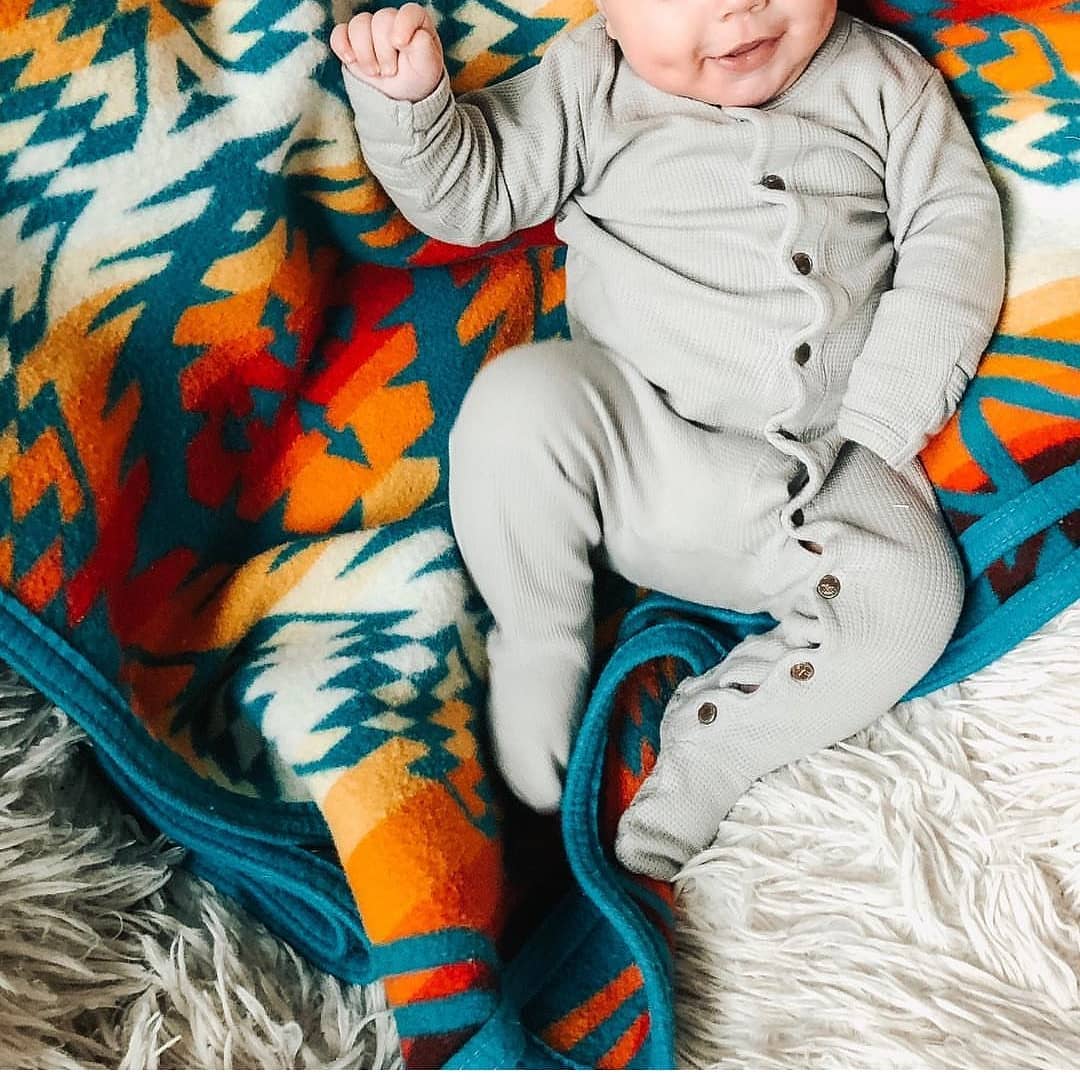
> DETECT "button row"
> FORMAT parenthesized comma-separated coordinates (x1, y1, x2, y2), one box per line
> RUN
(710, 173, 827, 699)
(759, 175, 813, 360)
(693, 627, 838, 717)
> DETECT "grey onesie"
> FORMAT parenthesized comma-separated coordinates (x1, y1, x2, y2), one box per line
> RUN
(344, 11, 1005, 879)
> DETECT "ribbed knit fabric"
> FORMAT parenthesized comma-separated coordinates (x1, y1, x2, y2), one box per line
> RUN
(343, 10, 1006, 879)
(345, 11, 1004, 466)
(448, 339, 965, 878)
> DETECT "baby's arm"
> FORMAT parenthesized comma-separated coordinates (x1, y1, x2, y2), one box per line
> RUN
(836, 70, 1006, 470)
(332, 5, 593, 247)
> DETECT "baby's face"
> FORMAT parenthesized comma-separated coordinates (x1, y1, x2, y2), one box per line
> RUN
(597, 0, 838, 107)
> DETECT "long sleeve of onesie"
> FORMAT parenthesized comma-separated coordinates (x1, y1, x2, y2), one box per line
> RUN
(836, 70, 1005, 469)
(342, 34, 595, 247)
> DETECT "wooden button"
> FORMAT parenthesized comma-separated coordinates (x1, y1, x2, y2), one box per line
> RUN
(790, 661, 815, 681)
(816, 575, 841, 599)
(792, 252, 813, 275)
(762, 174, 786, 190)
(793, 343, 811, 365)
(698, 701, 718, 725)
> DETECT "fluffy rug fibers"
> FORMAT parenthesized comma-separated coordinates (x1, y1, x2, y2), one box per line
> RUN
(1, 599, 1078, 1067)
(0, 670, 398, 1068)
(675, 599, 1080, 1067)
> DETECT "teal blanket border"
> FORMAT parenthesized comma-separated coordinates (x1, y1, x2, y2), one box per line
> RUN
(0, 479, 1077, 1065)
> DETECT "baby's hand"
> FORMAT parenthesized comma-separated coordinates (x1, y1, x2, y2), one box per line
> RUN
(330, 3, 444, 103)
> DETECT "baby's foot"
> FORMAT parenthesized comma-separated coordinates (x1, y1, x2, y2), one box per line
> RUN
(615, 693, 745, 880)
(492, 723, 567, 814)
(484, 640, 590, 815)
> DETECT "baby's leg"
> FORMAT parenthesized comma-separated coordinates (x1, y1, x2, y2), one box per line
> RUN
(449, 340, 646, 813)
(615, 441, 965, 879)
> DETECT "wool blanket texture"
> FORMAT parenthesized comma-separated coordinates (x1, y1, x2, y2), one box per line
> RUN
(0, 0, 1077, 1068)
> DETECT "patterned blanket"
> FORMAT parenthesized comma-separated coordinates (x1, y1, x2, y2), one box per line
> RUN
(1, 0, 1077, 1067)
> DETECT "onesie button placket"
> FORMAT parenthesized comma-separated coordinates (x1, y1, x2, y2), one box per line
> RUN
(742, 115, 838, 699)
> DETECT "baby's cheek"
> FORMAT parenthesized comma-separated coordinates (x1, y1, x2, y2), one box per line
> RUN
(650, 57, 709, 101)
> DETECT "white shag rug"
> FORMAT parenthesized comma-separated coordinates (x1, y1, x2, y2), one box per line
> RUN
(0, 674, 399, 1069)
(1, 599, 1078, 1067)
(676, 598, 1080, 1067)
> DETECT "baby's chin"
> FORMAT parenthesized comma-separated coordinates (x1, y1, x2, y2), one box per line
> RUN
(693, 62, 804, 108)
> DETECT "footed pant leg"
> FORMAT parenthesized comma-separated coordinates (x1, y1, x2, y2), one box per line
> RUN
(450, 342, 603, 812)
(449, 341, 656, 813)
(615, 442, 965, 880)
(449, 340, 780, 814)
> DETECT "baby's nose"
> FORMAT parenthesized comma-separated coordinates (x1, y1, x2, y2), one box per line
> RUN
(717, 0, 768, 19)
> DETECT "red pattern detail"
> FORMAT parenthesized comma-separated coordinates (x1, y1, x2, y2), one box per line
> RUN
(388, 959, 498, 1006)
(987, 531, 1045, 601)
(408, 220, 560, 267)
(401, 1026, 477, 1068)
(864, 0, 915, 22)
(107, 548, 200, 644)
(865, 0, 1073, 26)
(66, 459, 150, 627)
(180, 234, 340, 517)
(305, 263, 413, 408)
(931, 0, 1073, 19)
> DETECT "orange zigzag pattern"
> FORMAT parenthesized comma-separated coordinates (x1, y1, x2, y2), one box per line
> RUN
(922, 277, 1080, 493)
(9, 289, 145, 624)
(178, 220, 438, 533)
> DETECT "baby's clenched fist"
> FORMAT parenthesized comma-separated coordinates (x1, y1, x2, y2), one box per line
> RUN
(330, 4, 444, 103)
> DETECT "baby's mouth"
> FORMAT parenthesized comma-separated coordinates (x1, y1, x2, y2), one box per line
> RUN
(725, 38, 770, 57)
(708, 35, 780, 68)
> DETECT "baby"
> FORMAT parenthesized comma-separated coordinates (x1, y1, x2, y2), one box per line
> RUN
(331, 0, 1005, 880)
